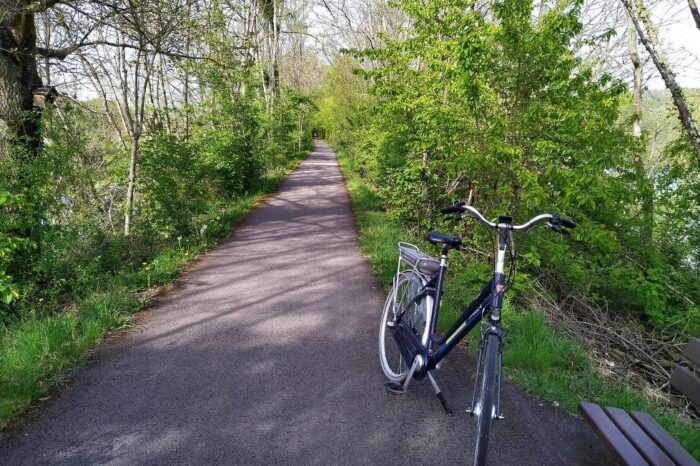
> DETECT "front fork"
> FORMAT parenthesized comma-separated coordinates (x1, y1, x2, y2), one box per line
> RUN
(468, 225, 509, 419)
(467, 324, 505, 420)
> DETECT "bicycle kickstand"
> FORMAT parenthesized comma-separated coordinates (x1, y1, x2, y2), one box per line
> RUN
(428, 372, 454, 416)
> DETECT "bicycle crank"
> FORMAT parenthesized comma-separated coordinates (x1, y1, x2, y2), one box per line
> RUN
(385, 355, 425, 394)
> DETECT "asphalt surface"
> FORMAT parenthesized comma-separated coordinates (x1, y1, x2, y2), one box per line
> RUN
(0, 142, 609, 465)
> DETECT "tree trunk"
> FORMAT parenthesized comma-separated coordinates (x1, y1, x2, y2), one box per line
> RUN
(42, 12, 50, 85)
(122, 46, 146, 237)
(688, 0, 700, 31)
(271, 0, 279, 95)
(259, 0, 280, 112)
(124, 135, 139, 236)
(626, 10, 654, 239)
(298, 111, 302, 152)
(627, 11, 642, 139)
(183, 66, 190, 140)
(621, 0, 700, 164)
(0, 11, 43, 155)
(183, 4, 191, 141)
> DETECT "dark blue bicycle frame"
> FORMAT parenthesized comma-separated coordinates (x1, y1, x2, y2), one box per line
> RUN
(409, 230, 509, 378)
(413, 271, 492, 375)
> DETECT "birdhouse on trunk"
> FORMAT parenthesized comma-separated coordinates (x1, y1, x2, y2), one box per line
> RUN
(32, 86, 58, 108)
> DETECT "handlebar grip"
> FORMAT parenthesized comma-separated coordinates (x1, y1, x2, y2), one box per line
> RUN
(441, 202, 465, 215)
(550, 223, 571, 236)
(554, 214, 576, 229)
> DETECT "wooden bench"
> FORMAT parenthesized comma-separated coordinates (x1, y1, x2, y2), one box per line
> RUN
(578, 337, 700, 466)
(671, 337, 700, 408)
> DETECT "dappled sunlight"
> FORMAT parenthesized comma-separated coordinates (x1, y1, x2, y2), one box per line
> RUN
(0, 144, 605, 465)
(248, 313, 329, 341)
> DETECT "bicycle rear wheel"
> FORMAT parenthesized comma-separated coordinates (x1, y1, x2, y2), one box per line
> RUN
(473, 331, 500, 466)
(378, 272, 432, 384)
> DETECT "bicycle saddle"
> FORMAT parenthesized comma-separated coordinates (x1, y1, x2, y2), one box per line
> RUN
(425, 231, 462, 248)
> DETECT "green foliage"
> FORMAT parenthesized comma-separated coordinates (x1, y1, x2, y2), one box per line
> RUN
(139, 134, 210, 236)
(319, 0, 699, 336)
(0, 290, 135, 421)
(337, 150, 401, 285)
(191, 92, 263, 196)
(0, 49, 312, 426)
(0, 151, 303, 428)
(330, 0, 700, 452)
(0, 191, 34, 306)
(0, 84, 311, 311)
(314, 56, 371, 153)
(503, 309, 588, 372)
(337, 149, 700, 461)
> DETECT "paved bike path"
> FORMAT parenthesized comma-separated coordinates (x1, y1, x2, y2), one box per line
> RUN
(0, 142, 607, 465)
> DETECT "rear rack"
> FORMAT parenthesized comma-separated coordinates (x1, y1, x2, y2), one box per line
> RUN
(397, 242, 440, 278)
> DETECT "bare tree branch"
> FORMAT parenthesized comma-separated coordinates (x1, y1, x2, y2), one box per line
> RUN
(621, 0, 700, 163)
(36, 39, 215, 61)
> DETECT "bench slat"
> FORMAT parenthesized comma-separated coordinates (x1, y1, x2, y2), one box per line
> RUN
(579, 402, 649, 466)
(630, 411, 700, 466)
(604, 407, 674, 466)
(670, 365, 700, 407)
(684, 338, 700, 367)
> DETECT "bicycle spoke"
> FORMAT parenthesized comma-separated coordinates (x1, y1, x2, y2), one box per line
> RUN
(379, 271, 432, 384)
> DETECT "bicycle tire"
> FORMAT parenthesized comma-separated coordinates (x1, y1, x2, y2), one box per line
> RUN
(378, 272, 433, 383)
(473, 331, 499, 466)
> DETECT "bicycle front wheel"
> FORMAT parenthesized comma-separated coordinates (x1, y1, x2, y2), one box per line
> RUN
(473, 331, 500, 466)
(378, 272, 433, 384)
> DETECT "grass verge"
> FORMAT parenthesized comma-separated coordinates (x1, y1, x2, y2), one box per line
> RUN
(337, 149, 700, 459)
(0, 155, 306, 429)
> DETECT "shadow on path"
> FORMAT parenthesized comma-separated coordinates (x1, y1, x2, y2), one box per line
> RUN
(0, 142, 608, 465)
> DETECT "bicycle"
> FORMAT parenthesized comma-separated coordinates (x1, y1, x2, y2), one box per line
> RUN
(378, 202, 576, 466)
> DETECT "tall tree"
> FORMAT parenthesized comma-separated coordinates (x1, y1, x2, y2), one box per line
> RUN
(621, 0, 700, 163)
(626, 11, 642, 139)
(0, 0, 47, 154)
(259, 0, 282, 110)
(688, 0, 700, 31)
(626, 9, 653, 237)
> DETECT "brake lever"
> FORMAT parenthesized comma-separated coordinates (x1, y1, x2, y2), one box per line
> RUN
(548, 222, 570, 237)
(454, 213, 463, 223)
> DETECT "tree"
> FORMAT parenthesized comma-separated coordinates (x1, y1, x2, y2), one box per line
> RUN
(260, 0, 282, 104)
(621, 0, 700, 164)
(688, 0, 700, 31)
(0, 0, 47, 154)
(626, 9, 653, 238)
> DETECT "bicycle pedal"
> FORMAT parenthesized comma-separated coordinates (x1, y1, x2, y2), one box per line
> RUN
(386, 382, 406, 395)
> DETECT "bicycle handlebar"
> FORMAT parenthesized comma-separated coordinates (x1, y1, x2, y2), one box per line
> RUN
(440, 203, 465, 215)
(553, 214, 576, 229)
(440, 203, 576, 233)
(511, 213, 554, 231)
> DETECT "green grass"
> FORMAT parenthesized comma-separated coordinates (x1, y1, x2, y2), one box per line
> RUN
(0, 156, 305, 429)
(502, 309, 588, 372)
(0, 291, 139, 422)
(337, 148, 700, 460)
